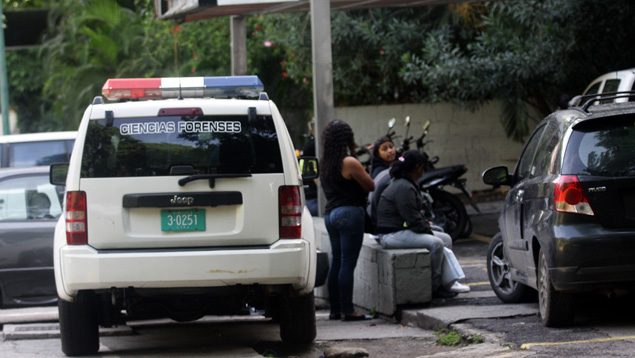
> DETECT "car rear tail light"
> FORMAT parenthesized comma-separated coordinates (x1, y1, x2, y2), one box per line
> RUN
(66, 191, 88, 245)
(279, 186, 302, 239)
(554, 176, 594, 216)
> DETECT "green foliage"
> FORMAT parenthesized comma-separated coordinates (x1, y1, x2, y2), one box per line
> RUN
(468, 333, 484, 345)
(402, 0, 635, 141)
(434, 329, 463, 346)
(6, 0, 635, 143)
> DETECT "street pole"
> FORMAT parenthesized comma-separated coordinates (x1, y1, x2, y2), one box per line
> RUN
(310, 0, 334, 217)
(0, 2, 10, 135)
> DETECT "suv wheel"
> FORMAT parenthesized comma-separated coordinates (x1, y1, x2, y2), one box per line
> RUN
(538, 250, 575, 327)
(279, 290, 316, 345)
(58, 291, 99, 356)
(487, 233, 533, 303)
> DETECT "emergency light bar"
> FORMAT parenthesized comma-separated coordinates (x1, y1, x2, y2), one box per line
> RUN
(101, 76, 264, 101)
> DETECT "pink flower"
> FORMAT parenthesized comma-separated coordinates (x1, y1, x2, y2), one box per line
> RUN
(264, 41, 272, 47)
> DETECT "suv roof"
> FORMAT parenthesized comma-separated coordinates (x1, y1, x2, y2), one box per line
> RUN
(0, 131, 76, 143)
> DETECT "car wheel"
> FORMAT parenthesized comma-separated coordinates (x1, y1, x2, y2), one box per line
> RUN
(487, 233, 533, 303)
(279, 290, 316, 345)
(58, 291, 99, 356)
(538, 249, 575, 327)
(460, 217, 473, 238)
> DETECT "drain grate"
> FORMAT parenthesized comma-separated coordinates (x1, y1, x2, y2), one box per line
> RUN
(13, 323, 60, 332)
(3, 323, 133, 340)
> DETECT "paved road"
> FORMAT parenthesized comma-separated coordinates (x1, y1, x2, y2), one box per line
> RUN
(401, 202, 635, 357)
(1, 201, 634, 357)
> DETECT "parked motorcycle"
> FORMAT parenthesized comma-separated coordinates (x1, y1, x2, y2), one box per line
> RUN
(414, 120, 480, 240)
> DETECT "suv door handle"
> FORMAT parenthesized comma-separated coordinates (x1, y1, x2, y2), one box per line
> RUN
(515, 189, 524, 202)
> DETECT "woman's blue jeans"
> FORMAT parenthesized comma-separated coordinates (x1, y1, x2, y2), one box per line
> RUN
(324, 206, 365, 315)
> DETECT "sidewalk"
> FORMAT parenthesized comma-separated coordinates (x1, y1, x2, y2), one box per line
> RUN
(395, 195, 539, 357)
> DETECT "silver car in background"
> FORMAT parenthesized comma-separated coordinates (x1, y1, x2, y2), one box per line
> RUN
(0, 166, 63, 307)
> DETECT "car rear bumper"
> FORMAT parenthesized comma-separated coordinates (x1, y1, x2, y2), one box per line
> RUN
(550, 223, 635, 291)
(550, 265, 635, 292)
(57, 240, 312, 300)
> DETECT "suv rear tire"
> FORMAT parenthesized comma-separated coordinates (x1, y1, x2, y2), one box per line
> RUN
(538, 250, 575, 327)
(279, 290, 316, 345)
(59, 291, 99, 356)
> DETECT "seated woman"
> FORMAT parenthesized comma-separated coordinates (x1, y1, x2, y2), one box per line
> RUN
(375, 150, 469, 298)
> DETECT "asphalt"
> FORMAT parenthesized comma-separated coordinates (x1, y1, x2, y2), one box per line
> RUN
(0, 197, 535, 357)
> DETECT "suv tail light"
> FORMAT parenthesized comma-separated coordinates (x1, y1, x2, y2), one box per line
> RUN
(66, 191, 88, 245)
(554, 176, 594, 216)
(279, 186, 302, 239)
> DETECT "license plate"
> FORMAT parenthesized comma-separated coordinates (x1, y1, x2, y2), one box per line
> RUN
(161, 209, 206, 232)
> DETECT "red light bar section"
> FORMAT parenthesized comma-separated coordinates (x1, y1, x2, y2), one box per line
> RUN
(102, 78, 163, 100)
(158, 108, 204, 116)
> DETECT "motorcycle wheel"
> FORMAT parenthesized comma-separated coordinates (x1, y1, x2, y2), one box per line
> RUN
(429, 189, 468, 242)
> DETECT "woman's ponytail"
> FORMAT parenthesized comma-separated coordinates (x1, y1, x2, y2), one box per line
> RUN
(389, 150, 428, 179)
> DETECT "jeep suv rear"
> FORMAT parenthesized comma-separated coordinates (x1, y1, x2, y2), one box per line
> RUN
(51, 76, 321, 356)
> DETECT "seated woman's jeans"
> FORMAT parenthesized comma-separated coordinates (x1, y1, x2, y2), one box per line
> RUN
(324, 206, 365, 315)
(380, 230, 452, 291)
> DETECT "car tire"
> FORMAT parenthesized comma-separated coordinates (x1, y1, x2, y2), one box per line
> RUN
(58, 291, 99, 356)
(279, 290, 316, 345)
(429, 189, 468, 242)
(487, 233, 534, 303)
(460, 217, 473, 238)
(538, 249, 575, 327)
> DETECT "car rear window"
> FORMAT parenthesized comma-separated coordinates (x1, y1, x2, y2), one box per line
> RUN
(81, 114, 283, 178)
(563, 115, 635, 177)
(10, 140, 74, 167)
(0, 174, 63, 220)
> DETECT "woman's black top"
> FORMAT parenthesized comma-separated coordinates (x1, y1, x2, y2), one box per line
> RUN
(322, 170, 367, 214)
(371, 157, 390, 179)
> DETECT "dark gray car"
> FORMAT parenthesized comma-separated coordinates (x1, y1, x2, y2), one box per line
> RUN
(483, 92, 635, 327)
(0, 166, 63, 307)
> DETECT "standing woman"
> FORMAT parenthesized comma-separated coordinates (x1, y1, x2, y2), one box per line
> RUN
(320, 120, 375, 321)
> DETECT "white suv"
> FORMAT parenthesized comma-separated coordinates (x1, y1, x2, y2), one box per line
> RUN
(582, 67, 635, 104)
(50, 76, 323, 356)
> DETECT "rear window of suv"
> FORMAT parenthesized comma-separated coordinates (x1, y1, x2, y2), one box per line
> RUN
(563, 115, 635, 177)
(81, 114, 283, 178)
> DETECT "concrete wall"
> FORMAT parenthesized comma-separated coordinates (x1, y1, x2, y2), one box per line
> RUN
(334, 101, 532, 192)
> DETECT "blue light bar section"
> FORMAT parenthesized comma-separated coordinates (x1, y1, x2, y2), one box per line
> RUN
(203, 76, 264, 98)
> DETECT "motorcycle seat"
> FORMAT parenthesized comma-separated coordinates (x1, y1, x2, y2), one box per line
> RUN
(418, 164, 466, 185)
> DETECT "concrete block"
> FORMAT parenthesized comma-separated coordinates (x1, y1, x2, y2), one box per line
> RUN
(313, 218, 432, 317)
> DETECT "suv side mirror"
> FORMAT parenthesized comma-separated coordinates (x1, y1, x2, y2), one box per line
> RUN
(50, 163, 69, 186)
(298, 156, 319, 180)
(482, 166, 511, 186)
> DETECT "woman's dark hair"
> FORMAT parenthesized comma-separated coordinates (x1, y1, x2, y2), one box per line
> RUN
(390, 150, 428, 179)
(372, 136, 393, 159)
(320, 120, 356, 181)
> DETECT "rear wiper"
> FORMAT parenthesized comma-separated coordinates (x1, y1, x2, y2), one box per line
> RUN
(178, 173, 252, 188)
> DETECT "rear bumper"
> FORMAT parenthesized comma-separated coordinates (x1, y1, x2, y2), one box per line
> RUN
(56, 240, 312, 300)
(551, 265, 635, 292)
(549, 222, 635, 291)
